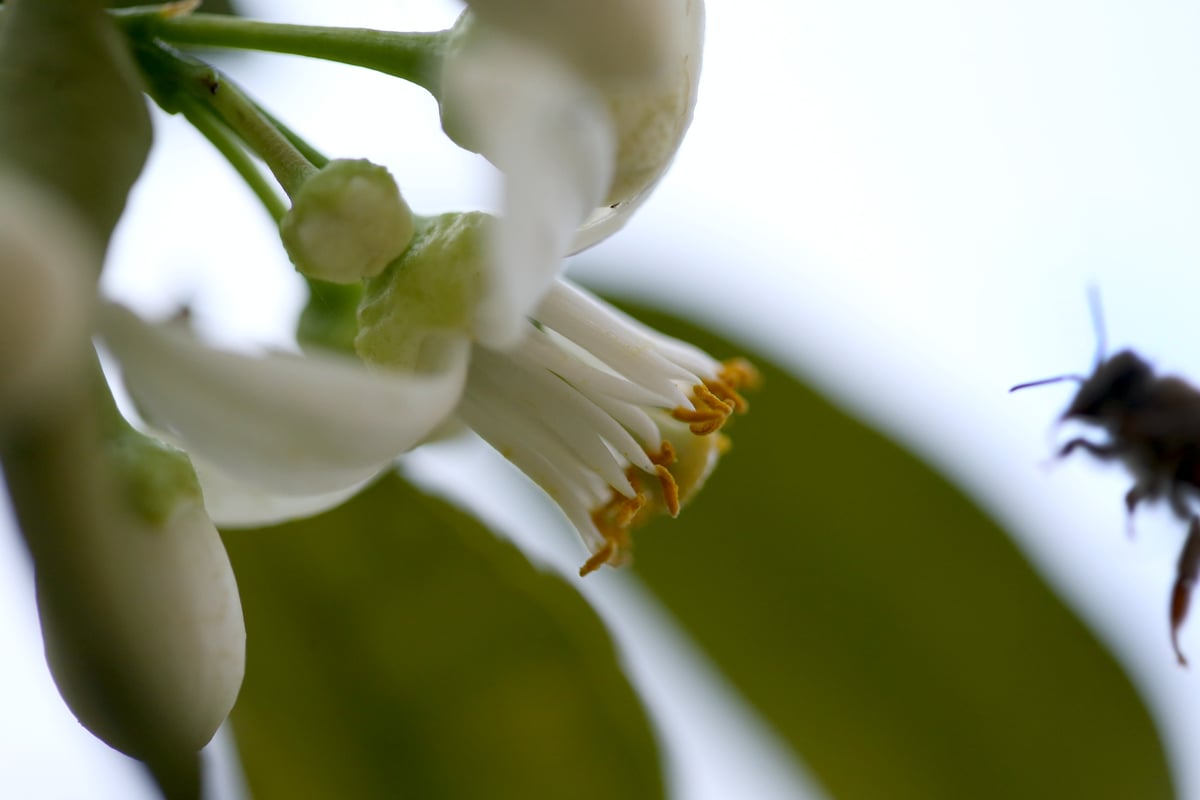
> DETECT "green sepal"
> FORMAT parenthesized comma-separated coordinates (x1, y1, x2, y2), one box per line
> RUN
(105, 428, 203, 526)
(298, 280, 362, 355)
(356, 212, 488, 369)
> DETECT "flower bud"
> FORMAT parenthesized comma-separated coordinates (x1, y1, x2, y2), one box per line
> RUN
(280, 159, 415, 284)
(37, 494, 245, 758)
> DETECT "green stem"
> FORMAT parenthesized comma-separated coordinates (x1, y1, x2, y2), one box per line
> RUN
(116, 9, 449, 97)
(132, 40, 315, 198)
(254, 102, 330, 170)
(200, 72, 315, 198)
(181, 97, 288, 222)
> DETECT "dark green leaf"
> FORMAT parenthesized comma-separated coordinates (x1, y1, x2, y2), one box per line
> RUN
(222, 473, 663, 800)
(626, 303, 1173, 800)
(0, 0, 151, 246)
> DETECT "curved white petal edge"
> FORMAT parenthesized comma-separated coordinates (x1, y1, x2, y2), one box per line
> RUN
(191, 452, 378, 529)
(570, 0, 706, 254)
(97, 302, 470, 496)
(442, 28, 616, 349)
(462, 0, 688, 84)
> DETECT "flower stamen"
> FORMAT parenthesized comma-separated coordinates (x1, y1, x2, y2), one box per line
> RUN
(463, 280, 755, 576)
(704, 358, 760, 413)
(673, 384, 734, 435)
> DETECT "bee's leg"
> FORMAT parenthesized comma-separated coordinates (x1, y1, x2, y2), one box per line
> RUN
(1058, 438, 1120, 461)
(1170, 517, 1200, 666)
(1125, 484, 1150, 539)
(1170, 486, 1192, 521)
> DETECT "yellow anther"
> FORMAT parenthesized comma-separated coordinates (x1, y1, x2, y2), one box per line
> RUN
(652, 440, 677, 468)
(655, 464, 680, 517)
(706, 359, 760, 414)
(580, 497, 637, 576)
(579, 361, 758, 577)
(579, 541, 614, 576)
(720, 358, 762, 391)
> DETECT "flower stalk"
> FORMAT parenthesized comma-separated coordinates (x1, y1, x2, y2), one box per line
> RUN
(114, 7, 448, 94)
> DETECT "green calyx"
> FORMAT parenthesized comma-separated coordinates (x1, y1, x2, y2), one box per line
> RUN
(280, 159, 415, 284)
(298, 280, 362, 356)
(356, 212, 489, 370)
(106, 428, 204, 527)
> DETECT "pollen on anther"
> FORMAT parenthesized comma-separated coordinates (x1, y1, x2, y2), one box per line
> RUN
(656, 465, 681, 517)
(652, 440, 677, 468)
(579, 542, 614, 576)
(673, 384, 734, 435)
(721, 358, 762, 390)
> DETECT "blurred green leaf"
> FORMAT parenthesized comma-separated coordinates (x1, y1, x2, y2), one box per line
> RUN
(222, 473, 663, 800)
(626, 303, 1173, 800)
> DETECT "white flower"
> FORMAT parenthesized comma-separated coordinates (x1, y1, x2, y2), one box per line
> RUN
(457, 278, 756, 574)
(104, 258, 755, 575)
(97, 0, 736, 573)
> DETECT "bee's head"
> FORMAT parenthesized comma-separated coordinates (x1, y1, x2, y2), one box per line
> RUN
(1062, 349, 1154, 423)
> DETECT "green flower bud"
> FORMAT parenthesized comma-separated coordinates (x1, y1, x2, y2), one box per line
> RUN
(356, 213, 488, 370)
(280, 159, 414, 284)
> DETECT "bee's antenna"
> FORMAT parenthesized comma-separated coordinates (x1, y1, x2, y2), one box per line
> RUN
(1009, 374, 1086, 393)
(1088, 285, 1107, 367)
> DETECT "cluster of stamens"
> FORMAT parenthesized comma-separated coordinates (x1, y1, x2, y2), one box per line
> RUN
(459, 280, 756, 576)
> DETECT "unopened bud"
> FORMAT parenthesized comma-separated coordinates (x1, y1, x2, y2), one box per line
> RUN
(38, 495, 245, 758)
(280, 159, 415, 284)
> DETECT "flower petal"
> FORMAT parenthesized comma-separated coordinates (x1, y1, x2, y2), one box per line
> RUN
(187, 451, 375, 529)
(462, 0, 689, 84)
(570, 0, 706, 254)
(98, 302, 469, 495)
(441, 27, 616, 349)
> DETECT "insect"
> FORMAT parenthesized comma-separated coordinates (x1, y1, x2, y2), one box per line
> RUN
(1011, 291, 1200, 665)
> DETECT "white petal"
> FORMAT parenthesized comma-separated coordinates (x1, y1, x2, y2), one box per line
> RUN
(569, 186, 658, 254)
(570, 0, 706, 253)
(462, 0, 689, 84)
(442, 28, 616, 348)
(188, 452, 375, 529)
(98, 302, 469, 495)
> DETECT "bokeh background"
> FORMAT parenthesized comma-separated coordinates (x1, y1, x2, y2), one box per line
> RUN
(5, 0, 1200, 796)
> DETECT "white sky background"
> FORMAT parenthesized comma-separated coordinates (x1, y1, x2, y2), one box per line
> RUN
(4, 0, 1200, 797)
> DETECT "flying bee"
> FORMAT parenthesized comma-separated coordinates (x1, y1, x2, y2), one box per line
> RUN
(1011, 291, 1200, 666)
